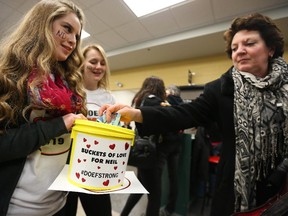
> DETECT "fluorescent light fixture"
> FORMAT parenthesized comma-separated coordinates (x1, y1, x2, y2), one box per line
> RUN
(123, 0, 187, 17)
(81, 30, 90, 39)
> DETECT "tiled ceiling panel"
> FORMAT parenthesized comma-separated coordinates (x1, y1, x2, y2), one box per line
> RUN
(88, 0, 135, 28)
(0, 0, 287, 71)
(140, 10, 180, 37)
(212, 0, 288, 21)
(115, 20, 151, 43)
(171, 0, 215, 29)
(84, 10, 110, 35)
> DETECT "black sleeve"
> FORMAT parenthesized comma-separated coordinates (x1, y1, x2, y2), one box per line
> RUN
(138, 81, 219, 135)
(0, 117, 68, 162)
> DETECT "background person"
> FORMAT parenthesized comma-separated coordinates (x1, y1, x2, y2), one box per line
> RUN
(121, 76, 166, 216)
(64, 44, 115, 216)
(0, 0, 87, 215)
(100, 13, 288, 215)
(159, 84, 184, 216)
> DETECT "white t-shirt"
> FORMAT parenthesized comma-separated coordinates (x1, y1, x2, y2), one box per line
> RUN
(85, 88, 115, 121)
(7, 110, 69, 216)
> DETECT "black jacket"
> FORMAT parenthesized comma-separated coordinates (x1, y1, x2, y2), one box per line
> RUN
(138, 67, 277, 215)
(0, 117, 68, 215)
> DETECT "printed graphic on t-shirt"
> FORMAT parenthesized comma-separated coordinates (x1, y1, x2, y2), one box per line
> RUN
(86, 102, 100, 121)
(41, 133, 71, 155)
(9, 109, 69, 215)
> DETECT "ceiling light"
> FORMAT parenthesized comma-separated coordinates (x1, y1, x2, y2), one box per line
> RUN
(123, 0, 187, 17)
(81, 30, 90, 39)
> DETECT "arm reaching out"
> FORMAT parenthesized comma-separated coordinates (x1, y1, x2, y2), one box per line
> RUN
(99, 103, 143, 123)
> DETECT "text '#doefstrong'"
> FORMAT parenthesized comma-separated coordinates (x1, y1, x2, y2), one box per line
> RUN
(81, 170, 118, 178)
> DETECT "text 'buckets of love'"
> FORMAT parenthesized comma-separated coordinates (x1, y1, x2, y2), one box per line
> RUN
(68, 119, 134, 191)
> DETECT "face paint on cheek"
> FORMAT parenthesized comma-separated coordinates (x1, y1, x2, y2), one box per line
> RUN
(56, 30, 66, 39)
(87, 65, 93, 71)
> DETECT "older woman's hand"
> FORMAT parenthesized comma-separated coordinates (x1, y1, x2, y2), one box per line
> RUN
(99, 103, 143, 123)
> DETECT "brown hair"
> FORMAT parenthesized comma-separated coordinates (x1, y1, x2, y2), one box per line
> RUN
(223, 13, 284, 59)
(132, 76, 166, 108)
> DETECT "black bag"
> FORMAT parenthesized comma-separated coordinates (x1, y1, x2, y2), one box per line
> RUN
(127, 95, 158, 169)
(128, 129, 157, 169)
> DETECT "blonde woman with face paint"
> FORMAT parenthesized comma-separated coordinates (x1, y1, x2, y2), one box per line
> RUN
(81, 44, 115, 121)
(0, 0, 87, 215)
(64, 44, 115, 216)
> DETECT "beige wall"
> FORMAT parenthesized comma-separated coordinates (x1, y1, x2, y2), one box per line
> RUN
(109, 49, 288, 91)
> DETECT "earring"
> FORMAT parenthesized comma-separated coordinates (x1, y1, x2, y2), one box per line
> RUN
(269, 52, 274, 58)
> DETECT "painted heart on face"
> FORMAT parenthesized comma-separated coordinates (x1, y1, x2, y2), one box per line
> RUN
(122, 161, 125, 165)
(76, 172, 80, 179)
(114, 166, 118, 170)
(81, 178, 86, 182)
(125, 142, 129, 150)
(83, 138, 87, 142)
(94, 140, 99, 145)
(109, 144, 115, 150)
(77, 159, 81, 163)
(83, 159, 86, 162)
(103, 180, 109, 186)
(118, 179, 121, 183)
(86, 144, 91, 149)
(97, 166, 101, 169)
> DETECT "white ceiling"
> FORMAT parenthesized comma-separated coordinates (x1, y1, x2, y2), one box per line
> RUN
(0, 0, 288, 71)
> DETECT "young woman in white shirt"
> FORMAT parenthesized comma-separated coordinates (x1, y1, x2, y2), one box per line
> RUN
(65, 44, 115, 216)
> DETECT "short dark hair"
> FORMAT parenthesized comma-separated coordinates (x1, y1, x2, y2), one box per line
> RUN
(223, 13, 284, 59)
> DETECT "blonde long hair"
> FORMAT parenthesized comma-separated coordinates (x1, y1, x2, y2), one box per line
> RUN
(81, 44, 111, 89)
(0, 0, 87, 131)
